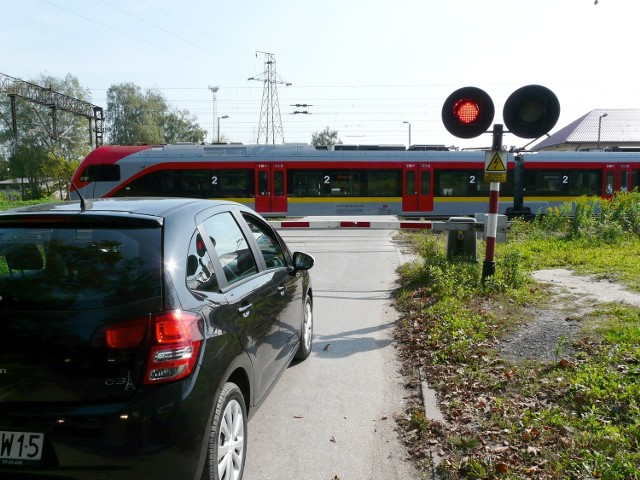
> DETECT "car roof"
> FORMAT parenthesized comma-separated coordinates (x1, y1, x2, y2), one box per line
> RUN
(0, 197, 244, 220)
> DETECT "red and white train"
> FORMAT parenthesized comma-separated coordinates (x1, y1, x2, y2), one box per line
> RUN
(70, 143, 640, 217)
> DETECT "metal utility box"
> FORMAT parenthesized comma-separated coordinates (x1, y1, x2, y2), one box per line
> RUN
(446, 217, 477, 261)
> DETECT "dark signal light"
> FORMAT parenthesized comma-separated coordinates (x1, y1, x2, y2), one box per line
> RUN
(442, 87, 495, 138)
(503, 85, 560, 138)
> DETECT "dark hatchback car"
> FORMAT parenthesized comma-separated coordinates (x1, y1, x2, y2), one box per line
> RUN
(0, 198, 314, 480)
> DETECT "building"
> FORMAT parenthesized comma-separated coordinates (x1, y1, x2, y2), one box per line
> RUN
(532, 109, 640, 152)
(0, 178, 64, 200)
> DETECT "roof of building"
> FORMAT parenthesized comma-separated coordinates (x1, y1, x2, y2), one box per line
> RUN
(532, 109, 640, 150)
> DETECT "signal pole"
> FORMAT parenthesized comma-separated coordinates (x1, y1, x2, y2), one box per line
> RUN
(482, 124, 504, 282)
(248, 52, 291, 144)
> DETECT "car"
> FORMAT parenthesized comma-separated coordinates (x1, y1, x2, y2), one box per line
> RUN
(0, 197, 314, 480)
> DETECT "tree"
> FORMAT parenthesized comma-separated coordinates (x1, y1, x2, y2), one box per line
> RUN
(164, 109, 206, 144)
(311, 127, 342, 147)
(106, 83, 206, 145)
(0, 73, 92, 199)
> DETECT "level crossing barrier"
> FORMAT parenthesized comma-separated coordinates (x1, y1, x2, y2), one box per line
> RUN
(269, 214, 507, 242)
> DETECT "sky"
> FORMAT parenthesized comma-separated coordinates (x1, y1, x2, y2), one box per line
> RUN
(2, 0, 640, 150)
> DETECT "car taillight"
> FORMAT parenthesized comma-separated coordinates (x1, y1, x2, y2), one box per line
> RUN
(146, 311, 203, 385)
(105, 311, 203, 385)
(105, 318, 148, 348)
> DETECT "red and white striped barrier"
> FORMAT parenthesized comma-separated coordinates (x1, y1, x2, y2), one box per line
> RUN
(269, 216, 507, 244)
(269, 220, 434, 230)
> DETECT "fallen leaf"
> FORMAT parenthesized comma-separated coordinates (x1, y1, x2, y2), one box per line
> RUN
(527, 446, 540, 455)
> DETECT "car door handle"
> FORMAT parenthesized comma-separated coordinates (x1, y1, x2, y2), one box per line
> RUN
(238, 303, 253, 317)
(278, 286, 286, 296)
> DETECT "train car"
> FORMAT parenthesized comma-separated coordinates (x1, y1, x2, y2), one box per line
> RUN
(69, 143, 640, 217)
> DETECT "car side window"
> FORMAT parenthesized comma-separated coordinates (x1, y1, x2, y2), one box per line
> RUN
(202, 212, 258, 285)
(242, 214, 287, 269)
(186, 232, 218, 292)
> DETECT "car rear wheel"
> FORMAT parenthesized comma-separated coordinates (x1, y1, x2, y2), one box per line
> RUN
(203, 382, 247, 480)
(295, 295, 313, 360)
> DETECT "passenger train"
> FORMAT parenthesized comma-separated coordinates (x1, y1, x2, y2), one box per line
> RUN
(69, 143, 640, 217)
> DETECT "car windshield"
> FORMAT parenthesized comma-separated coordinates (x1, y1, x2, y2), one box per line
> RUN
(0, 226, 162, 310)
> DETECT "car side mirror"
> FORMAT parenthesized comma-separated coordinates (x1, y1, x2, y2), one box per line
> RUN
(292, 251, 314, 271)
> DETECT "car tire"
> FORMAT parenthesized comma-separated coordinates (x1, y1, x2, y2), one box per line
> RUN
(294, 295, 313, 361)
(203, 382, 247, 480)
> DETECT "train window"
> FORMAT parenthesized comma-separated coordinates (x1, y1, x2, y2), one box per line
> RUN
(368, 171, 401, 196)
(620, 170, 630, 192)
(421, 171, 430, 195)
(405, 171, 415, 195)
(470, 172, 490, 193)
(117, 170, 167, 196)
(290, 172, 323, 196)
(258, 171, 268, 196)
(569, 172, 601, 195)
(536, 173, 563, 193)
(437, 171, 470, 196)
(634, 170, 640, 192)
(274, 171, 284, 196)
(80, 164, 120, 182)
(330, 173, 360, 196)
(212, 170, 254, 197)
(162, 171, 175, 191)
(182, 171, 210, 192)
(606, 171, 615, 195)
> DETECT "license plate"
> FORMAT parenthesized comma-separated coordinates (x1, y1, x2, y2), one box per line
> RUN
(0, 431, 44, 462)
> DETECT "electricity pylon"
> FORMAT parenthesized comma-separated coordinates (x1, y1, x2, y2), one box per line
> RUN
(248, 52, 291, 145)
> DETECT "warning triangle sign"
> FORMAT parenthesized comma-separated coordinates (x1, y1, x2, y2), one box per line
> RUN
(486, 152, 507, 172)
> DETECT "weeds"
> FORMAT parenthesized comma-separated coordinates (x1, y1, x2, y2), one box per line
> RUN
(395, 193, 640, 479)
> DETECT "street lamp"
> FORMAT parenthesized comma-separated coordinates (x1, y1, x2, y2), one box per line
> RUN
(597, 112, 608, 149)
(403, 121, 411, 147)
(217, 115, 229, 143)
(208, 85, 219, 143)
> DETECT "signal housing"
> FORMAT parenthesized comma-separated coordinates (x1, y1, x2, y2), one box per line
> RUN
(503, 84, 560, 138)
(441, 87, 495, 139)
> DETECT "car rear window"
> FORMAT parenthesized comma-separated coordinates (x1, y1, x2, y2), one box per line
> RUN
(0, 226, 161, 309)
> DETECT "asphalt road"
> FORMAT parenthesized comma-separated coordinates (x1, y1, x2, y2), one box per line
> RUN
(243, 227, 421, 480)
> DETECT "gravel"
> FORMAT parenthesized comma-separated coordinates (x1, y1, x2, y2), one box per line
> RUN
(498, 268, 640, 362)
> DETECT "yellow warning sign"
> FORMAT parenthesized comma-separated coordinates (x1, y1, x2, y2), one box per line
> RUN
(484, 151, 507, 183)
(486, 152, 506, 172)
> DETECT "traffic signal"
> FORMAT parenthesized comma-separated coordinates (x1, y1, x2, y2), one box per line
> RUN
(503, 85, 560, 138)
(441, 87, 495, 138)
(442, 85, 560, 139)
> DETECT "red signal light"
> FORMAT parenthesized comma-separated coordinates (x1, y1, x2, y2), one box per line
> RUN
(442, 87, 494, 139)
(453, 99, 480, 124)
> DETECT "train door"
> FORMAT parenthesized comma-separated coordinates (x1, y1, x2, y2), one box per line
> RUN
(255, 163, 287, 214)
(402, 164, 433, 213)
(603, 164, 632, 199)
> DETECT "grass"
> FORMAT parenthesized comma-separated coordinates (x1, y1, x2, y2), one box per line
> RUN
(394, 192, 640, 479)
